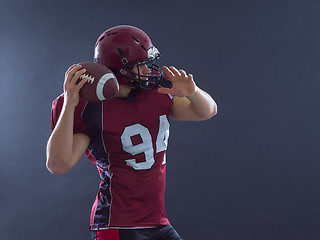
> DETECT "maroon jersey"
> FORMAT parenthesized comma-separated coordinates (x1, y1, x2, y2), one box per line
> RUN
(51, 88, 173, 229)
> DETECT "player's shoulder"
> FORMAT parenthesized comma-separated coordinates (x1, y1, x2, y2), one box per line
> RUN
(51, 93, 64, 114)
(53, 93, 64, 103)
(52, 93, 89, 112)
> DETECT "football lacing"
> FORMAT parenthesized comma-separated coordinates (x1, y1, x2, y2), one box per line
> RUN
(80, 74, 95, 83)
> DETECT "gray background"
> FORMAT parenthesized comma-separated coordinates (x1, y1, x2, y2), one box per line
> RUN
(1, 0, 320, 239)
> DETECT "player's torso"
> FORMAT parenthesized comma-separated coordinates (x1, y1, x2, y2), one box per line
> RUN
(82, 89, 173, 228)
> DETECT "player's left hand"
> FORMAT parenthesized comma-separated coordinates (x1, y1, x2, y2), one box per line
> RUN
(158, 66, 197, 97)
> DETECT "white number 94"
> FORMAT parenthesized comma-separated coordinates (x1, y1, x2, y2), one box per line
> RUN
(120, 114, 170, 170)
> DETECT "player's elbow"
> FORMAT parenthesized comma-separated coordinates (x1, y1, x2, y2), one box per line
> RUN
(46, 156, 70, 175)
(207, 103, 218, 119)
(199, 102, 217, 120)
(46, 163, 69, 175)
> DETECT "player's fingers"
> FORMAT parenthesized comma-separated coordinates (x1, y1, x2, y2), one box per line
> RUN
(65, 65, 75, 77)
(71, 68, 86, 85)
(66, 64, 77, 73)
(162, 66, 174, 78)
(66, 64, 82, 82)
(179, 69, 187, 78)
(76, 77, 88, 89)
(169, 66, 181, 76)
(66, 64, 80, 77)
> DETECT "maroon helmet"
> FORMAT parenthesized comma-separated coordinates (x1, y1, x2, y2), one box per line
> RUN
(93, 25, 163, 90)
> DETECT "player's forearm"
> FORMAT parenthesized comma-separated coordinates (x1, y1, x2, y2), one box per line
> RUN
(186, 87, 217, 119)
(46, 104, 75, 174)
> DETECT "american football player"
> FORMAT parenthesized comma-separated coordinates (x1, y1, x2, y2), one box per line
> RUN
(46, 25, 217, 240)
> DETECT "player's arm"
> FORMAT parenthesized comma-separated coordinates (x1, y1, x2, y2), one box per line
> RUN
(46, 64, 89, 175)
(158, 66, 217, 121)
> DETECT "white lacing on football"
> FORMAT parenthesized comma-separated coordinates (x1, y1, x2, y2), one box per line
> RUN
(80, 74, 95, 83)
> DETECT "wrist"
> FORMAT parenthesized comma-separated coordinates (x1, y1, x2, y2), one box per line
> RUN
(62, 100, 77, 113)
(63, 94, 79, 109)
(186, 86, 200, 99)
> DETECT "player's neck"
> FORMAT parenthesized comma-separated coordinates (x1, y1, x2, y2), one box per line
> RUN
(115, 84, 135, 98)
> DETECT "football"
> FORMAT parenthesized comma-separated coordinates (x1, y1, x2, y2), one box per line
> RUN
(78, 62, 119, 102)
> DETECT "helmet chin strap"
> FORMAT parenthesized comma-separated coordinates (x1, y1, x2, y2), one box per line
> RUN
(117, 48, 129, 66)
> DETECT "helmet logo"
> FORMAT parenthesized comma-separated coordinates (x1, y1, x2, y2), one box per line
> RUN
(147, 46, 160, 60)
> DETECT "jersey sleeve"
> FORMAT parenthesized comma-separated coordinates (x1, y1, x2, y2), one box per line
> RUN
(51, 94, 89, 135)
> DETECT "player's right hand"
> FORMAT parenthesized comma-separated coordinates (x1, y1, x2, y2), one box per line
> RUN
(63, 64, 87, 108)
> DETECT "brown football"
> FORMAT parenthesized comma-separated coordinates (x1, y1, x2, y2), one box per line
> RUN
(78, 62, 119, 102)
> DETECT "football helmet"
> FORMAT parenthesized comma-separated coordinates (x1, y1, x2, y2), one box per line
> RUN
(94, 25, 163, 90)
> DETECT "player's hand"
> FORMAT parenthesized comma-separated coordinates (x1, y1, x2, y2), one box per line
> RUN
(63, 64, 87, 108)
(158, 66, 196, 97)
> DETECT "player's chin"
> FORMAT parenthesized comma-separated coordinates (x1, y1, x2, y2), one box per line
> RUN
(137, 76, 149, 80)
